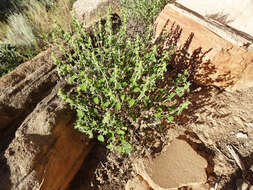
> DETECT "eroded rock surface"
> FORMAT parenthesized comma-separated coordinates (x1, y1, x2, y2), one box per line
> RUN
(2, 87, 91, 190)
(176, 0, 253, 41)
(0, 49, 92, 190)
(0, 48, 58, 133)
(125, 175, 151, 190)
(134, 139, 208, 190)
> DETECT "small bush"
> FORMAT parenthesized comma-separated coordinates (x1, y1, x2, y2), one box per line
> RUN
(120, 0, 168, 35)
(0, 44, 21, 76)
(52, 5, 191, 153)
(0, 43, 39, 77)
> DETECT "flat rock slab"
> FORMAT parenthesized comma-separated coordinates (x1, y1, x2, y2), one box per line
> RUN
(155, 4, 253, 90)
(176, 0, 253, 39)
(135, 139, 208, 190)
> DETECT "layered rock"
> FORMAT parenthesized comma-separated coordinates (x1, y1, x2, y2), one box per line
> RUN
(0, 48, 58, 133)
(0, 49, 92, 190)
(155, 4, 253, 90)
(1, 85, 92, 190)
(176, 0, 253, 42)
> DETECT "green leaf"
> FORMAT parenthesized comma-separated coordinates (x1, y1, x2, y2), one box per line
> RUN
(121, 140, 132, 154)
(93, 97, 99, 104)
(168, 116, 174, 122)
(79, 83, 87, 91)
(97, 135, 105, 142)
(117, 130, 125, 135)
(77, 110, 84, 118)
(168, 92, 176, 100)
(120, 94, 126, 101)
(102, 111, 111, 124)
(116, 103, 121, 110)
(106, 143, 113, 149)
(154, 112, 162, 119)
(103, 101, 110, 108)
(67, 76, 74, 84)
(128, 99, 135, 107)
(133, 87, 140, 93)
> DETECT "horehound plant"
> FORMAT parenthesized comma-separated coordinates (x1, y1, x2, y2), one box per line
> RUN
(52, 4, 191, 154)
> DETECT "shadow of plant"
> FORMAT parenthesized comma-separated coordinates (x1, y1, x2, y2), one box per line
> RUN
(155, 21, 235, 88)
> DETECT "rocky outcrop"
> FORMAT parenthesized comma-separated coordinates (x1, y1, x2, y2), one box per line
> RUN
(0, 49, 92, 190)
(2, 85, 91, 190)
(0, 48, 58, 133)
(155, 4, 253, 91)
(72, 0, 120, 27)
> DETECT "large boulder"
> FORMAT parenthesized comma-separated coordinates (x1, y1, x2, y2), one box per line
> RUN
(0, 49, 92, 190)
(155, 4, 253, 90)
(72, 0, 120, 27)
(0, 48, 58, 133)
(0, 85, 92, 190)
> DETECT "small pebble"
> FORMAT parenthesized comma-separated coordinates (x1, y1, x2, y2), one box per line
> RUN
(236, 132, 248, 139)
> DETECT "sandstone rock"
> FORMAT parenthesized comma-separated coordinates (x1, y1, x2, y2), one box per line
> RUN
(0, 84, 92, 190)
(72, 0, 119, 27)
(155, 4, 253, 90)
(134, 139, 208, 190)
(176, 0, 253, 41)
(0, 49, 93, 190)
(0, 48, 58, 133)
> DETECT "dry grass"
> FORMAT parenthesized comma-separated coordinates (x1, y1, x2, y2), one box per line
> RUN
(2, 13, 36, 46)
(0, 0, 73, 47)
(25, 0, 73, 34)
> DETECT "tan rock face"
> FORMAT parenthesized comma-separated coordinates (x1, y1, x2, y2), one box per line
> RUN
(3, 91, 92, 190)
(135, 139, 208, 190)
(125, 175, 151, 190)
(73, 0, 119, 27)
(0, 48, 58, 132)
(0, 49, 92, 190)
(176, 0, 253, 39)
(155, 4, 253, 90)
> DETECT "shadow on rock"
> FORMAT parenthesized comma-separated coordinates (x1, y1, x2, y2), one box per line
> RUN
(68, 142, 107, 190)
(0, 154, 11, 190)
(221, 152, 253, 190)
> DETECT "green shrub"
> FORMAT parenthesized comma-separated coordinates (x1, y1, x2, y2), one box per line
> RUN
(0, 43, 39, 77)
(52, 4, 190, 154)
(0, 44, 21, 76)
(121, 0, 168, 25)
